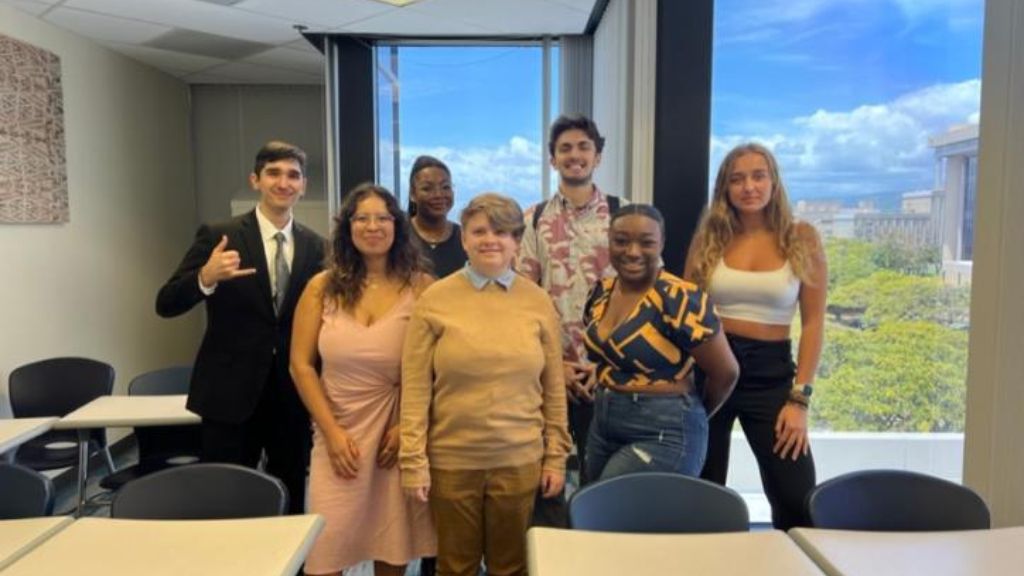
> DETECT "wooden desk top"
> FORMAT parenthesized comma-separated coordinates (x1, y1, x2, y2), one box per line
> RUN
(789, 526, 1024, 576)
(53, 395, 199, 429)
(0, 417, 58, 454)
(3, 515, 325, 576)
(0, 517, 73, 571)
(528, 527, 825, 576)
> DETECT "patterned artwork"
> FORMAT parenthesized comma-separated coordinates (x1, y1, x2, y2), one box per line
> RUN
(0, 34, 68, 223)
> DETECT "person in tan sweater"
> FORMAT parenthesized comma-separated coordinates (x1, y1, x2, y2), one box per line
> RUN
(401, 193, 571, 576)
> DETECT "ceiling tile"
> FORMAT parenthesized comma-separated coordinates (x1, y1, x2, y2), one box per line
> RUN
(415, 0, 589, 35)
(185, 61, 323, 84)
(0, 0, 53, 16)
(45, 7, 172, 44)
(63, 0, 303, 44)
(334, 3, 495, 35)
(243, 46, 324, 76)
(284, 38, 320, 53)
(236, 0, 396, 29)
(99, 42, 226, 73)
(543, 0, 597, 14)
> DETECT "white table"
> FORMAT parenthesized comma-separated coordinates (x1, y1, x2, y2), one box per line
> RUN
(0, 517, 73, 571)
(528, 527, 825, 575)
(2, 514, 325, 575)
(54, 395, 201, 515)
(0, 417, 58, 455)
(789, 526, 1024, 575)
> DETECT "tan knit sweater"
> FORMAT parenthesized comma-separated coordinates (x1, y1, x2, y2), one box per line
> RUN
(399, 271, 571, 488)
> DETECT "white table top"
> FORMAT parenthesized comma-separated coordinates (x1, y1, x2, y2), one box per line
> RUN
(528, 527, 825, 576)
(2, 515, 325, 576)
(789, 526, 1024, 576)
(0, 417, 58, 454)
(53, 395, 200, 429)
(0, 517, 74, 571)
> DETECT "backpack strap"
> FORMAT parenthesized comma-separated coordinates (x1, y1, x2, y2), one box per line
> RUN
(606, 194, 621, 214)
(531, 198, 550, 232)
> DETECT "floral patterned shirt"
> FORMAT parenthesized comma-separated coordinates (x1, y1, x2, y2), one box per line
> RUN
(517, 187, 623, 363)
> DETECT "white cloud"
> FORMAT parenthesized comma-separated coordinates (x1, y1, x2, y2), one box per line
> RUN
(711, 79, 981, 199)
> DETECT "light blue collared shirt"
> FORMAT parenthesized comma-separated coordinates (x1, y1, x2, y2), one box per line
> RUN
(463, 263, 517, 291)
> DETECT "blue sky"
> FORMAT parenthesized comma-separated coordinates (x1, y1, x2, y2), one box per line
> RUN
(711, 0, 984, 201)
(376, 45, 554, 211)
(377, 0, 983, 209)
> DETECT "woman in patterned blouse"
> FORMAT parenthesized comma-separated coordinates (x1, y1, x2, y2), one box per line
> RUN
(582, 204, 739, 481)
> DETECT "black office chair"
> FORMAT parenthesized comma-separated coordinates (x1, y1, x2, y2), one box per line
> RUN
(99, 366, 200, 491)
(110, 463, 289, 519)
(0, 462, 55, 518)
(568, 472, 750, 533)
(807, 469, 991, 531)
(8, 357, 116, 474)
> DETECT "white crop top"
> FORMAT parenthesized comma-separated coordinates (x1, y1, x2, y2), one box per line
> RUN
(707, 260, 800, 325)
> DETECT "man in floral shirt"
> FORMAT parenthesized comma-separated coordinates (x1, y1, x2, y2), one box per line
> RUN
(519, 115, 623, 518)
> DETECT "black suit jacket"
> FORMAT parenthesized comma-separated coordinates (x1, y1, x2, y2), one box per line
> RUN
(156, 210, 326, 424)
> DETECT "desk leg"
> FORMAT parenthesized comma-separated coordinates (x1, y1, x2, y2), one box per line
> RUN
(74, 429, 89, 518)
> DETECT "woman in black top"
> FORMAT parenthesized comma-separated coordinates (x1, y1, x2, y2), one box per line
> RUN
(407, 156, 467, 278)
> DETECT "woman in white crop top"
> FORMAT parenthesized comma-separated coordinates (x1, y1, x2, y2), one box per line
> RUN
(684, 142, 827, 530)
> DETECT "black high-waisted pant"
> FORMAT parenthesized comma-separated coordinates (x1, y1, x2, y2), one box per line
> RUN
(699, 333, 816, 530)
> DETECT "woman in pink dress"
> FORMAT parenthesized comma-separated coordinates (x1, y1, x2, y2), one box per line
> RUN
(291, 183, 436, 576)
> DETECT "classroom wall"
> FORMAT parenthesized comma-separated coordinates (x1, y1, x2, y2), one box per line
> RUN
(0, 4, 200, 413)
(189, 84, 329, 235)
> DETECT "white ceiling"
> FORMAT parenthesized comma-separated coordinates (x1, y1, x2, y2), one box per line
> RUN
(1, 0, 597, 84)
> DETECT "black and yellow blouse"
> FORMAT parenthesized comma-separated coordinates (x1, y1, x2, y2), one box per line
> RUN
(583, 269, 719, 388)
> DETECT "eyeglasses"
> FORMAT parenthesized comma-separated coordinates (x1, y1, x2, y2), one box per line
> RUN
(351, 214, 396, 226)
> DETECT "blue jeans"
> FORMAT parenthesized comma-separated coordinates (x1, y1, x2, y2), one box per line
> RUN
(585, 386, 708, 481)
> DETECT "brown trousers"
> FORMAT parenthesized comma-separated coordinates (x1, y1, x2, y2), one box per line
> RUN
(430, 462, 542, 576)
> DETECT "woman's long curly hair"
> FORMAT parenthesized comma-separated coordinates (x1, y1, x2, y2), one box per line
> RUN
(689, 143, 812, 286)
(323, 183, 431, 311)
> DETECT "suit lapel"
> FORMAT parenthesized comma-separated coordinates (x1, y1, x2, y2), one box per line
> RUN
(239, 210, 275, 319)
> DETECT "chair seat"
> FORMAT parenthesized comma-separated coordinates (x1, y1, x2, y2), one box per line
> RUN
(15, 435, 103, 471)
(99, 455, 200, 491)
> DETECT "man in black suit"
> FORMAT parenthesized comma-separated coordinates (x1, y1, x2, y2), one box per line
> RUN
(156, 141, 325, 514)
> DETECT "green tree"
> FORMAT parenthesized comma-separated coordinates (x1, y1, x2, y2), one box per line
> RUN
(825, 238, 877, 289)
(829, 270, 970, 328)
(813, 321, 967, 432)
(871, 236, 941, 276)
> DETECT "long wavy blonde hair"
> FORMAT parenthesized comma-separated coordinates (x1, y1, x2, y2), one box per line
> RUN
(689, 143, 813, 286)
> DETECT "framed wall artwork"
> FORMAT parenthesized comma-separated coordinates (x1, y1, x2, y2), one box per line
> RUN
(0, 33, 68, 224)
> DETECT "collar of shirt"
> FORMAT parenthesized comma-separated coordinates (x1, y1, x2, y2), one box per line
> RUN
(554, 184, 604, 213)
(254, 206, 294, 244)
(463, 264, 517, 291)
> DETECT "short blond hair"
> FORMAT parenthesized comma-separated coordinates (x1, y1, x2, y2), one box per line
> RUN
(460, 192, 526, 240)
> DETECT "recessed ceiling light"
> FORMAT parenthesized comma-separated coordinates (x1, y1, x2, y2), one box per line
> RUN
(368, 0, 425, 6)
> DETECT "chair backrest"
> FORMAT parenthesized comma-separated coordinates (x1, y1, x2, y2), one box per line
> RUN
(0, 463, 55, 518)
(128, 366, 200, 462)
(9, 357, 115, 418)
(110, 463, 289, 519)
(807, 469, 991, 531)
(128, 366, 191, 396)
(568, 472, 749, 533)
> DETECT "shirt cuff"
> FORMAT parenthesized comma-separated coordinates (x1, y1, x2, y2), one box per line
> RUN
(400, 466, 431, 489)
(198, 274, 217, 295)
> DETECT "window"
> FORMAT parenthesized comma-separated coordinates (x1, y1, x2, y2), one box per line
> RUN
(375, 43, 559, 214)
(711, 0, 984, 521)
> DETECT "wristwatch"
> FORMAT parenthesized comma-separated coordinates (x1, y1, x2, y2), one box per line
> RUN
(788, 383, 813, 407)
